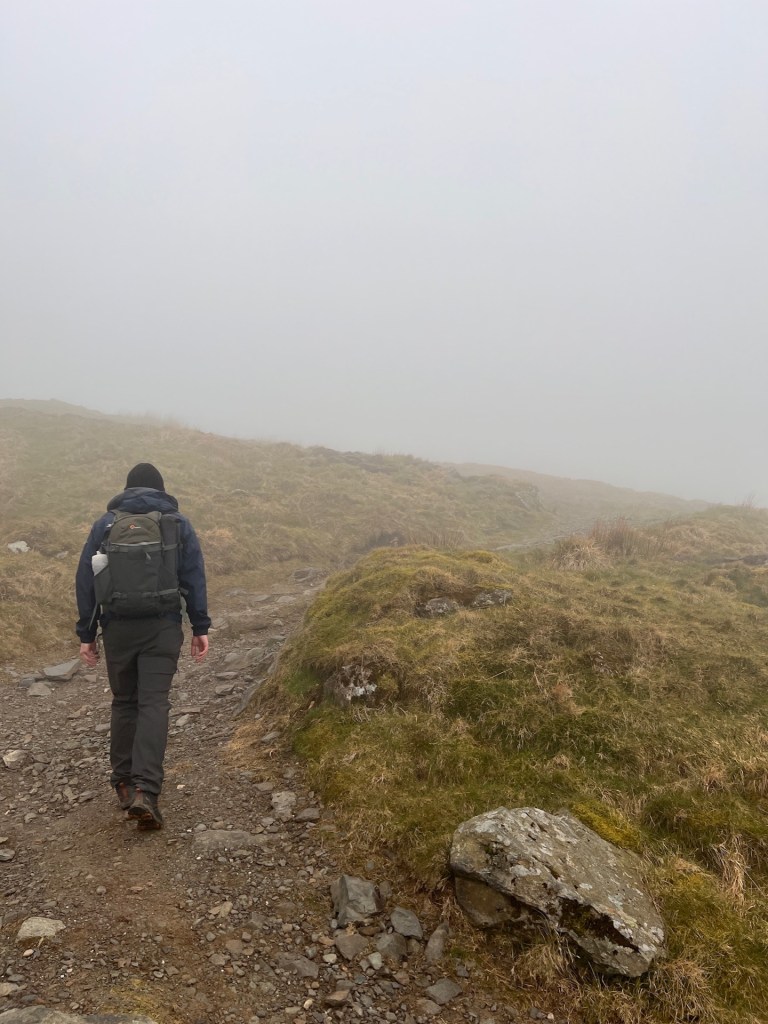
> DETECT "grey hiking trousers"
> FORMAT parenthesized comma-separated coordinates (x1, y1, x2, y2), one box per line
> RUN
(102, 617, 183, 795)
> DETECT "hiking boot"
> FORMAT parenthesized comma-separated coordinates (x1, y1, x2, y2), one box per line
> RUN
(127, 787, 164, 830)
(115, 781, 135, 811)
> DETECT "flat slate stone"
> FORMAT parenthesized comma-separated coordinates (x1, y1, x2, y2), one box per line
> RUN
(16, 917, 65, 943)
(275, 953, 319, 980)
(375, 932, 408, 962)
(42, 659, 80, 681)
(28, 681, 53, 697)
(390, 906, 423, 939)
(193, 829, 265, 851)
(425, 921, 450, 962)
(425, 978, 462, 1005)
(334, 933, 368, 960)
(295, 807, 321, 822)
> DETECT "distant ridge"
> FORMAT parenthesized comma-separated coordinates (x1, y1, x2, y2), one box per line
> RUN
(1, 399, 708, 520)
(449, 461, 709, 531)
(0, 398, 109, 417)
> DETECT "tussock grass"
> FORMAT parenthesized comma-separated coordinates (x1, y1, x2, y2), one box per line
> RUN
(257, 510, 768, 1022)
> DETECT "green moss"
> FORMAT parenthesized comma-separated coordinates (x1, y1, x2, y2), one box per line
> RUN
(569, 801, 646, 852)
(262, 536, 768, 1022)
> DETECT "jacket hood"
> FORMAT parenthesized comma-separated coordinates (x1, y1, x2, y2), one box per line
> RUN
(107, 487, 179, 515)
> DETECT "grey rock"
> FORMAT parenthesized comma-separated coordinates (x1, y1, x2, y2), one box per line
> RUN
(27, 682, 52, 698)
(324, 663, 377, 706)
(331, 874, 380, 926)
(295, 807, 321, 822)
(223, 648, 267, 673)
(414, 999, 441, 1018)
(214, 684, 236, 697)
(425, 979, 462, 1006)
(390, 907, 423, 939)
(324, 991, 349, 1008)
(43, 659, 80, 682)
(334, 933, 368, 960)
(275, 953, 319, 980)
(0, 849, 16, 863)
(0, 984, 20, 997)
(375, 932, 408, 962)
(271, 790, 297, 820)
(3, 750, 28, 770)
(7, 541, 30, 554)
(193, 829, 265, 851)
(292, 567, 325, 584)
(174, 715, 191, 727)
(16, 918, 65, 943)
(260, 730, 280, 744)
(425, 921, 450, 963)
(418, 598, 460, 618)
(470, 590, 512, 608)
(451, 807, 665, 977)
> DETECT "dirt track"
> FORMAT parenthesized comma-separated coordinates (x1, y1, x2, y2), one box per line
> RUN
(0, 576, 525, 1024)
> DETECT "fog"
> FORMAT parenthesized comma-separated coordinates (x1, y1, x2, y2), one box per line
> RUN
(2, 1, 767, 504)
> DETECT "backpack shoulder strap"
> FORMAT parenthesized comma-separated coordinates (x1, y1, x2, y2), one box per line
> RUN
(98, 512, 116, 552)
(159, 513, 180, 549)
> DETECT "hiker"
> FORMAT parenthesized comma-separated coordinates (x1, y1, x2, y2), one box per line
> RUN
(75, 463, 211, 829)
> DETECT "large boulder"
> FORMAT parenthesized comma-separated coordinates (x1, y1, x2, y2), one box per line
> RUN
(450, 807, 665, 977)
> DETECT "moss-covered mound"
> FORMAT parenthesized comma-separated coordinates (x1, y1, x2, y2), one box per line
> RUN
(262, 508, 768, 1023)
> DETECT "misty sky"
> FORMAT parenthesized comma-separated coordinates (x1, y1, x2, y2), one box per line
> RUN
(2, 2, 767, 504)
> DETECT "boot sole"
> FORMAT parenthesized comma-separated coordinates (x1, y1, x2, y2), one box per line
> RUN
(128, 803, 163, 830)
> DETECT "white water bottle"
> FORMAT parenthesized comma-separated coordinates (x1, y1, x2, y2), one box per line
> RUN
(91, 552, 108, 575)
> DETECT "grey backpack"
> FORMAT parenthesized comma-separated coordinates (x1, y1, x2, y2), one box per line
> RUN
(94, 510, 181, 618)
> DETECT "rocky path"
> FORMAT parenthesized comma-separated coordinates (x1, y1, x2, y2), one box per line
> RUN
(0, 575, 528, 1024)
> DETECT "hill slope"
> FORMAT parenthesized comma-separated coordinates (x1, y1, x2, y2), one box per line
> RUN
(0, 404, 546, 658)
(451, 461, 710, 535)
(257, 509, 768, 1024)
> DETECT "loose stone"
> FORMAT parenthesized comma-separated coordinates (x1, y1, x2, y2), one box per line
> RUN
(390, 907, 423, 939)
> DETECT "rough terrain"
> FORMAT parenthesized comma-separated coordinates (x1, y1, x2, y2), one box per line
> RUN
(0, 574, 548, 1024)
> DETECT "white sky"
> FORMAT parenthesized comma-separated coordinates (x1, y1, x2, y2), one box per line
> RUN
(2, 1, 767, 503)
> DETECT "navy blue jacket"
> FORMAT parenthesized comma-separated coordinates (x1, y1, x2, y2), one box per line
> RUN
(75, 487, 211, 643)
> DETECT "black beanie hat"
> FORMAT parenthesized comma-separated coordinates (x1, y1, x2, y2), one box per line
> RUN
(125, 463, 165, 491)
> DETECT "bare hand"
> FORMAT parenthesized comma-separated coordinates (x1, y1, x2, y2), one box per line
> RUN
(191, 635, 209, 663)
(80, 642, 99, 668)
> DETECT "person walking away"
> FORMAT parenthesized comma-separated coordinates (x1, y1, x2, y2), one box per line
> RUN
(75, 463, 211, 829)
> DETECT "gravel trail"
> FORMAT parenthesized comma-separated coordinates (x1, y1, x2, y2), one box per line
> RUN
(0, 577, 526, 1024)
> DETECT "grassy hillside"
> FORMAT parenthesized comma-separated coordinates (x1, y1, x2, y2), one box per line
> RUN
(0, 404, 546, 659)
(451, 461, 710, 536)
(254, 508, 768, 1024)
